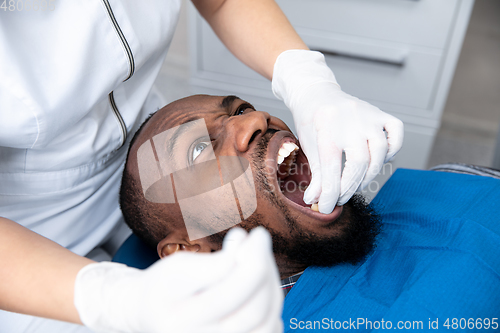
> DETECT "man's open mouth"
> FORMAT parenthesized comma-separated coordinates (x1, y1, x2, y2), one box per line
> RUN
(265, 131, 342, 222)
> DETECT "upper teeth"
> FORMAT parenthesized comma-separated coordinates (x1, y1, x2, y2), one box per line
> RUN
(277, 142, 299, 165)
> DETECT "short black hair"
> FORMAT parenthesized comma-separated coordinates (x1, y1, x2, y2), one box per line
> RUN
(120, 113, 169, 249)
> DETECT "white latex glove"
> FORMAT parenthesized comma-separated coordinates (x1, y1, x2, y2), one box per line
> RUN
(272, 50, 404, 213)
(74, 227, 284, 333)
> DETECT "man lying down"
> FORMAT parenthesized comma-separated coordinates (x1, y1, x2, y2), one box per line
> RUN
(120, 95, 500, 331)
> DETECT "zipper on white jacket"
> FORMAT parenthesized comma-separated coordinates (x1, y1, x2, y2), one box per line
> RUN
(109, 92, 127, 149)
(102, 0, 134, 149)
(101, 0, 135, 81)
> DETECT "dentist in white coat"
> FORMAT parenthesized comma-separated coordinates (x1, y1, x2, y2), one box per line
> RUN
(0, 1, 403, 332)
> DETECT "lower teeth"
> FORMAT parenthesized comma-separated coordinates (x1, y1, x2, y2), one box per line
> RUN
(310, 203, 319, 212)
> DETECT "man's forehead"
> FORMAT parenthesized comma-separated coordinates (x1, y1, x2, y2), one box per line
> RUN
(153, 95, 225, 131)
(139, 95, 247, 147)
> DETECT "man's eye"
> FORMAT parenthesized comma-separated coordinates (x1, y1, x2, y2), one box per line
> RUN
(233, 103, 255, 116)
(234, 107, 245, 116)
(192, 141, 210, 162)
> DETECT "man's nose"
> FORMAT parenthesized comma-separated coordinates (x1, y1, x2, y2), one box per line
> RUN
(230, 111, 271, 152)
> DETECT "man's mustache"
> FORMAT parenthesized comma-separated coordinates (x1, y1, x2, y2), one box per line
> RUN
(254, 128, 279, 157)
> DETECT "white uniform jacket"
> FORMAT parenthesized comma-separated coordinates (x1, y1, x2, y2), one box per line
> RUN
(1, 1, 182, 331)
(0, 0, 181, 254)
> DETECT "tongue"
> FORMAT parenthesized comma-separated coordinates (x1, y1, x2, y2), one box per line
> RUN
(277, 151, 312, 207)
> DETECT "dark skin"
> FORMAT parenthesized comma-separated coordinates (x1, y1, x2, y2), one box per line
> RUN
(126, 95, 347, 279)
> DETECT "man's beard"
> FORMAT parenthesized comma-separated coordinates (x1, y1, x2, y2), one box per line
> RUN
(243, 195, 381, 267)
(209, 129, 381, 268)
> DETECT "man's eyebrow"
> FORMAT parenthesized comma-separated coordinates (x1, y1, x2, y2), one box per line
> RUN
(220, 95, 240, 109)
(165, 119, 199, 162)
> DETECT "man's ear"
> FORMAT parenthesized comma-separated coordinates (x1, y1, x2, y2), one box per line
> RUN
(157, 237, 202, 258)
(157, 238, 180, 258)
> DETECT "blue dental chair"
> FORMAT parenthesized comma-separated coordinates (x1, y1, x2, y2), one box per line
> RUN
(112, 231, 159, 269)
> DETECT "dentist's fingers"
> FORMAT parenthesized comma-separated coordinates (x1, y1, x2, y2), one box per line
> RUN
(222, 227, 248, 252)
(316, 130, 342, 214)
(221, 229, 283, 333)
(240, 275, 284, 333)
(226, 228, 283, 333)
(146, 251, 234, 298)
(359, 132, 389, 191)
(337, 139, 369, 206)
(384, 119, 404, 163)
(303, 161, 321, 205)
(216, 270, 282, 333)
(301, 141, 321, 205)
(186, 228, 280, 329)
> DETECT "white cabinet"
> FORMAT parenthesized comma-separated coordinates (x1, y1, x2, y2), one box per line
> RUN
(188, 0, 475, 198)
